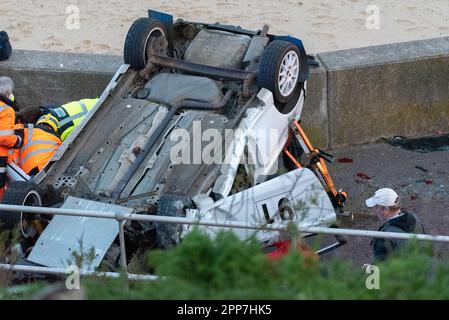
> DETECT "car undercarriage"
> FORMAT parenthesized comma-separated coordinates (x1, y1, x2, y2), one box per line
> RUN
(0, 10, 347, 274)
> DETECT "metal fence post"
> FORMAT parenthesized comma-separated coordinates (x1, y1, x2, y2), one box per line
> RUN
(118, 220, 127, 272)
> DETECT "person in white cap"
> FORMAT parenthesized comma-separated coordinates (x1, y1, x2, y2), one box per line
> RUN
(365, 188, 425, 262)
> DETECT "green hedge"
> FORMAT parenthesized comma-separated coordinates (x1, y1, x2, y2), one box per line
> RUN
(83, 229, 444, 300)
(1, 228, 447, 299)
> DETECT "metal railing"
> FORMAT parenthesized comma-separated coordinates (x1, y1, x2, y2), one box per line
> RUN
(0, 264, 160, 281)
(1, 203, 449, 280)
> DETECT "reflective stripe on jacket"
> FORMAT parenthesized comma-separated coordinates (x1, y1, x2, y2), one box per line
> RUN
(19, 124, 62, 175)
(8, 148, 19, 165)
(0, 101, 20, 148)
(8, 123, 24, 165)
(50, 98, 99, 141)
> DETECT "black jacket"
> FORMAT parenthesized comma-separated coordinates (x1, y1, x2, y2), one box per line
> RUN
(372, 211, 425, 262)
(0, 31, 12, 61)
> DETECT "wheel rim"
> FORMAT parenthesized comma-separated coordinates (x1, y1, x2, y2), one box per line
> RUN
(20, 191, 42, 238)
(143, 27, 165, 65)
(278, 50, 300, 97)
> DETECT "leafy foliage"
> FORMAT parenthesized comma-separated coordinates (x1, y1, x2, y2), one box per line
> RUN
(2, 228, 448, 299)
(0, 223, 20, 288)
(83, 229, 447, 300)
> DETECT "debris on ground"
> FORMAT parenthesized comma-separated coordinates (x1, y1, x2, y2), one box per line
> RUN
(387, 134, 449, 153)
(415, 166, 428, 173)
(356, 172, 372, 180)
(337, 157, 354, 163)
(324, 140, 449, 267)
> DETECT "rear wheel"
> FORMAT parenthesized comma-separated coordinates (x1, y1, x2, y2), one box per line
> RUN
(258, 40, 303, 104)
(124, 18, 167, 70)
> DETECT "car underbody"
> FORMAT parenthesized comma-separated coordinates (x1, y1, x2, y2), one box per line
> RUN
(1, 10, 347, 274)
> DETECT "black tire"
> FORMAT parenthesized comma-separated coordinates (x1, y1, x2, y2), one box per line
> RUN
(0, 182, 44, 232)
(99, 243, 121, 272)
(156, 194, 191, 249)
(124, 18, 167, 70)
(258, 40, 303, 104)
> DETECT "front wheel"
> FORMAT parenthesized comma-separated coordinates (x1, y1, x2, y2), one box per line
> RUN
(155, 194, 192, 249)
(0, 182, 45, 250)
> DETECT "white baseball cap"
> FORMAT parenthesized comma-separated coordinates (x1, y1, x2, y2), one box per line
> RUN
(365, 188, 399, 207)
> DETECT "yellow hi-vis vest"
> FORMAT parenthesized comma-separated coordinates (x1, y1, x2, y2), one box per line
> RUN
(50, 98, 99, 141)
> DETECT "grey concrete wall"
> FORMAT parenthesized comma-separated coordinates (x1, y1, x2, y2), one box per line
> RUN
(301, 63, 329, 148)
(0, 50, 122, 108)
(1, 38, 449, 149)
(317, 36, 449, 148)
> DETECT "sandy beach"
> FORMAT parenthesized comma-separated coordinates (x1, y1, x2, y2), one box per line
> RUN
(1, 0, 449, 55)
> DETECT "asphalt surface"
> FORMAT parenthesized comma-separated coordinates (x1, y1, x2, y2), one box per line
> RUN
(312, 139, 449, 268)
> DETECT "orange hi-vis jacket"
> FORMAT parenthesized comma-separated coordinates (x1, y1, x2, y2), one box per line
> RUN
(0, 100, 22, 193)
(0, 101, 21, 149)
(19, 124, 62, 175)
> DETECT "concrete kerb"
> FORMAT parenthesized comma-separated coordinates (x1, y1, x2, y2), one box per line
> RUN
(0, 49, 123, 108)
(318, 36, 449, 149)
(1, 37, 449, 149)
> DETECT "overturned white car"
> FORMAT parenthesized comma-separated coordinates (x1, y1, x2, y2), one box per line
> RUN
(1, 10, 346, 272)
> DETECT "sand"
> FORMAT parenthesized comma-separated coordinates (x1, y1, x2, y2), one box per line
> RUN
(1, 0, 448, 55)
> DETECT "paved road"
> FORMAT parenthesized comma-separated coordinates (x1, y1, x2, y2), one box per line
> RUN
(313, 140, 449, 268)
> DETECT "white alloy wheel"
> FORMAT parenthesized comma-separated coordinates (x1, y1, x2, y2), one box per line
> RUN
(278, 50, 299, 98)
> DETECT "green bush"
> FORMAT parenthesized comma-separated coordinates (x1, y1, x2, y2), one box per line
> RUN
(83, 229, 447, 300)
(2, 227, 448, 299)
(0, 223, 20, 289)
